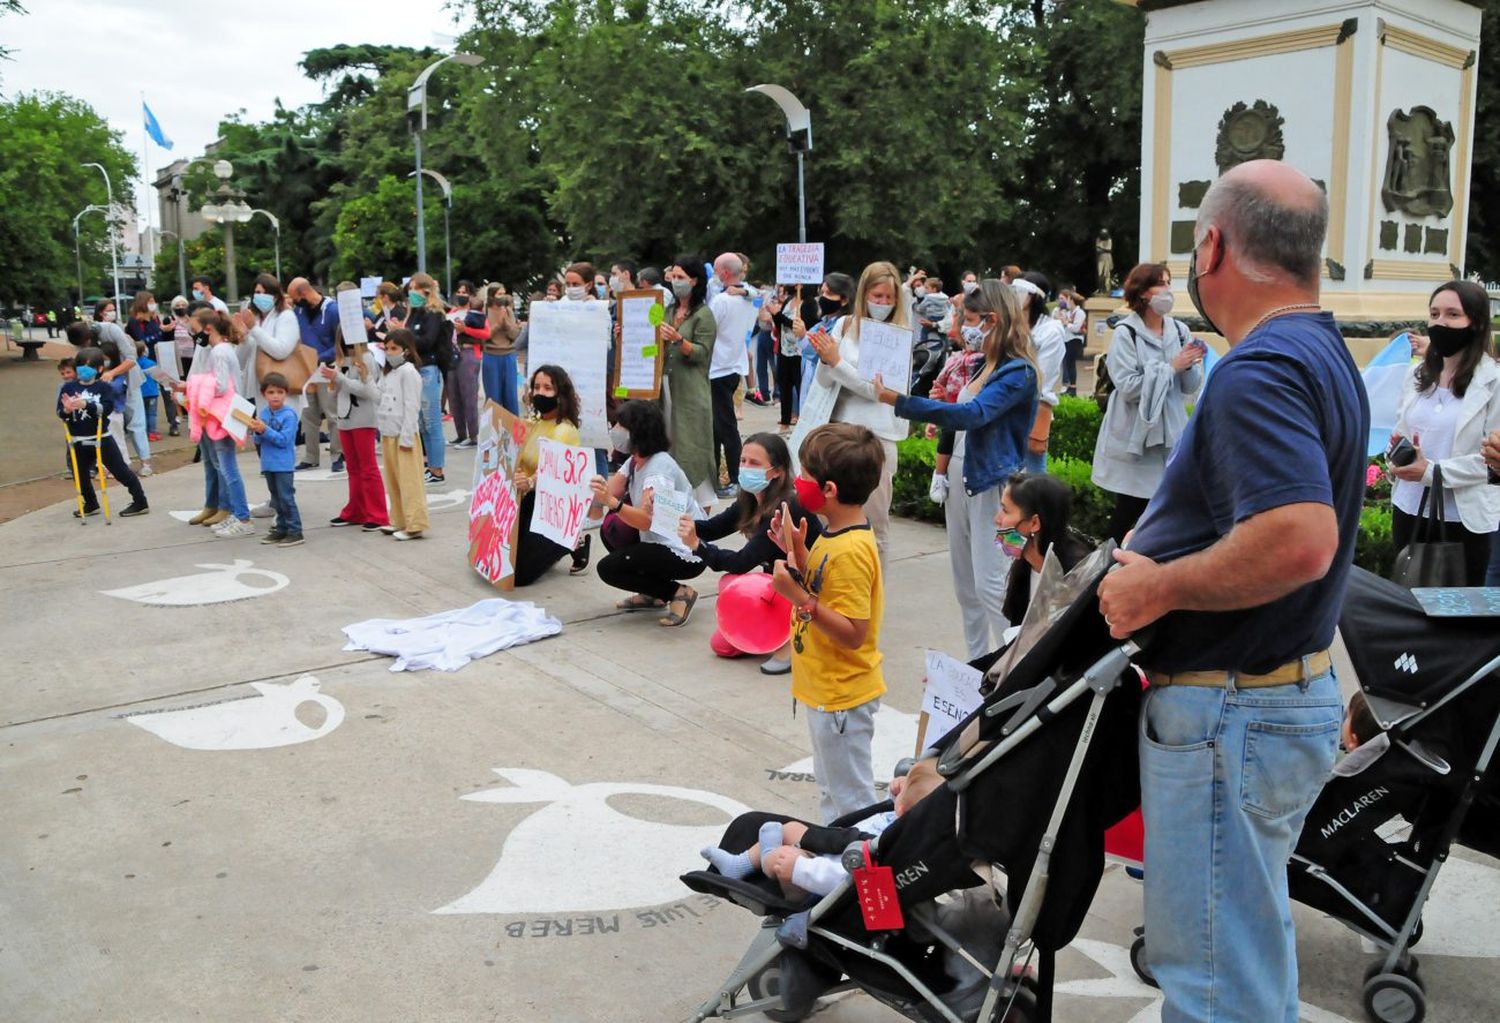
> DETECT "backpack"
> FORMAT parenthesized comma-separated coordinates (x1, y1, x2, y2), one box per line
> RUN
(1092, 319, 1189, 414)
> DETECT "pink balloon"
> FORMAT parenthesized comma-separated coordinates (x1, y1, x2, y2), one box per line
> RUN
(715, 573, 792, 655)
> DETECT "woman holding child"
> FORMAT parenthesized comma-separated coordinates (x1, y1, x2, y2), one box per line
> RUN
(872, 280, 1039, 659)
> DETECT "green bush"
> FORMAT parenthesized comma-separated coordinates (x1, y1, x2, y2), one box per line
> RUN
(1042, 456, 1113, 542)
(892, 436, 943, 524)
(1049, 396, 1104, 463)
(1356, 504, 1395, 578)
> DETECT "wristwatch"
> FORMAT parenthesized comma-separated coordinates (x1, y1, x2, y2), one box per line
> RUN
(795, 595, 817, 623)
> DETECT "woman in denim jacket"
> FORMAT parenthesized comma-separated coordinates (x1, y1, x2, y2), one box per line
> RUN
(873, 280, 1039, 657)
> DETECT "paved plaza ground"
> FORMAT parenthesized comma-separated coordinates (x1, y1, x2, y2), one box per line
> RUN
(2, 345, 1497, 1022)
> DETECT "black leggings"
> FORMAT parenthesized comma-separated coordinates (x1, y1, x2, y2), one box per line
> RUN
(1107, 492, 1151, 545)
(777, 353, 802, 426)
(597, 541, 706, 602)
(710, 374, 742, 486)
(1391, 506, 1494, 586)
(512, 491, 572, 587)
(69, 438, 146, 510)
(936, 428, 956, 458)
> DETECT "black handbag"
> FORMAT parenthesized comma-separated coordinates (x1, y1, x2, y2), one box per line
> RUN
(1391, 464, 1467, 588)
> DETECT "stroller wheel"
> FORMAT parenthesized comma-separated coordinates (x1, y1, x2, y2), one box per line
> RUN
(1362, 972, 1426, 1023)
(1129, 935, 1158, 989)
(1365, 955, 1423, 993)
(746, 961, 808, 1023)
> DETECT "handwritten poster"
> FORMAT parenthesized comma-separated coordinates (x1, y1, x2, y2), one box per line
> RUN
(854, 318, 912, 392)
(359, 276, 383, 299)
(614, 290, 664, 398)
(527, 301, 611, 448)
(468, 402, 528, 590)
(337, 288, 369, 346)
(531, 437, 594, 550)
(918, 650, 986, 750)
(776, 243, 825, 286)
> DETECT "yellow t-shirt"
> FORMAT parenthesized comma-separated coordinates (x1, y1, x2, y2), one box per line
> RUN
(516, 417, 582, 478)
(790, 524, 886, 712)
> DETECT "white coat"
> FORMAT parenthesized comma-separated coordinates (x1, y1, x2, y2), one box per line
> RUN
(1395, 355, 1500, 533)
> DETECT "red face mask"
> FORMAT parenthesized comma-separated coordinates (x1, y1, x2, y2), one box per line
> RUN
(795, 475, 828, 514)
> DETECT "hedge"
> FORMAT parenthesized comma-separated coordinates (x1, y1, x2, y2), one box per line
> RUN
(892, 434, 1399, 577)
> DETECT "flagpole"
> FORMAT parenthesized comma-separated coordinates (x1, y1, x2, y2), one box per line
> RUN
(141, 93, 154, 279)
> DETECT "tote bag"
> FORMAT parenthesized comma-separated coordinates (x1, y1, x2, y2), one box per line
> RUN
(1391, 465, 1467, 588)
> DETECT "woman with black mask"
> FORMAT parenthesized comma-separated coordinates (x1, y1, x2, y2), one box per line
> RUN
(1388, 279, 1500, 584)
(791, 272, 854, 415)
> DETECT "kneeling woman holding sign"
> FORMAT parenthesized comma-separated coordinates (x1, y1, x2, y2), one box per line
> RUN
(513, 364, 591, 586)
(590, 400, 706, 627)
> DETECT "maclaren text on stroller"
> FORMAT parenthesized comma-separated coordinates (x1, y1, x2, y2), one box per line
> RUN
(683, 545, 1144, 1023)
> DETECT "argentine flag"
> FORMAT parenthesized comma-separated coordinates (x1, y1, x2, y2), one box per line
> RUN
(1362, 333, 1415, 457)
(144, 101, 173, 151)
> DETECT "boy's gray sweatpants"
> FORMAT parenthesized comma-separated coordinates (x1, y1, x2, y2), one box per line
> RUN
(805, 697, 881, 825)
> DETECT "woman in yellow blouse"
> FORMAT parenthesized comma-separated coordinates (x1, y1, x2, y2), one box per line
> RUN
(513, 364, 590, 585)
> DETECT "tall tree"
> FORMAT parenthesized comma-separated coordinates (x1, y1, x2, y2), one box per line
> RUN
(0, 92, 136, 304)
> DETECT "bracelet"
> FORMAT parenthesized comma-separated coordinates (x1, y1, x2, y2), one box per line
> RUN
(795, 595, 818, 623)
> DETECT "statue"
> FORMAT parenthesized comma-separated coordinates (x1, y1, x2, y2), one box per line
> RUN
(1382, 107, 1455, 217)
(1095, 229, 1114, 294)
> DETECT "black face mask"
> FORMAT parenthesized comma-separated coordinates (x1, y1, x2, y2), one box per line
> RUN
(296, 298, 312, 311)
(530, 393, 559, 415)
(817, 295, 843, 318)
(192, 330, 210, 346)
(1186, 246, 1222, 337)
(1426, 323, 1474, 359)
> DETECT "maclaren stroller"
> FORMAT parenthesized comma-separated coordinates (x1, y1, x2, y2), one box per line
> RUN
(1129, 568, 1500, 1023)
(682, 545, 1144, 1023)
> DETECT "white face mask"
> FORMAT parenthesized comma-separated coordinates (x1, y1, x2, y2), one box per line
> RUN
(147, 302, 158, 315)
(102, 309, 117, 322)
(961, 325, 986, 351)
(1149, 291, 1175, 316)
(962, 281, 979, 295)
(565, 286, 588, 301)
(867, 301, 894, 322)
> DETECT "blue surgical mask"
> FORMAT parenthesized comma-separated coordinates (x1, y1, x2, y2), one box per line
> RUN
(192, 288, 205, 301)
(251, 293, 275, 313)
(407, 291, 426, 308)
(595, 283, 608, 299)
(77, 365, 98, 384)
(738, 467, 772, 494)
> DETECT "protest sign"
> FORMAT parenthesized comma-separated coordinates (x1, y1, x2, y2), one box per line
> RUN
(776, 243, 825, 285)
(336, 288, 369, 346)
(468, 402, 528, 590)
(786, 374, 837, 474)
(531, 437, 594, 550)
(853, 318, 912, 392)
(220, 394, 258, 445)
(613, 289, 665, 399)
(917, 651, 986, 752)
(359, 276, 382, 299)
(527, 301, 611, 448)
(646, 478, 692, 541)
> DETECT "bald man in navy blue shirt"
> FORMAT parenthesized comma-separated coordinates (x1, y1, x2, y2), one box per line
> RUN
(1098, 161, 1369, 1023)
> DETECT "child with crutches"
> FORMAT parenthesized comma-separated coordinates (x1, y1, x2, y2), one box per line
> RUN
(57, 347, 149, 519)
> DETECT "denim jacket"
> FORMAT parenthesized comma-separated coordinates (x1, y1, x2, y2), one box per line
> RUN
(894, 357, 1037, 496)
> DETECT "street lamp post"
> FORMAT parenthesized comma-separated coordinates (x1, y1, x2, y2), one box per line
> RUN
(72, 204, 109, 306)
(746, 85, 813, 244)
(408, 169, 453, 294)
(407, 52, 481, 275)
(81, 162, 124, 309)
(199, 160, 253, 302)
(249, 209, 281, 281)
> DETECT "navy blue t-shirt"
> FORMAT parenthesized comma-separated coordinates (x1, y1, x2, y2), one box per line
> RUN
(1128, 312, 1370, 674)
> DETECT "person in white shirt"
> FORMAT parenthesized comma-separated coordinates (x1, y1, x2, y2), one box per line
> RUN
(707, 252, 758, 497)
(1013, 272, 1065, 473)
(803, 260, 912, 562)
(1388, 279, 1500, 585)
(191, 275, 231, 315)
(1055, 289, 1087, 396)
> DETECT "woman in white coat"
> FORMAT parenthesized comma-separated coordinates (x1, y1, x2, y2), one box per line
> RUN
(1090, 262, 1204, 543)
(1389, 279, 1500, 585)
(803, 260, 911, 562)
(236, 273, 302, 409)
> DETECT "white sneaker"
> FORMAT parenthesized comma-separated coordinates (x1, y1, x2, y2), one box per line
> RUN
(216, 519, 255, 538)
(928, 471, 949, 505)
(392, 529, 423, 541)
(250, 502, 274, 519)
(138, 463, 154, 477)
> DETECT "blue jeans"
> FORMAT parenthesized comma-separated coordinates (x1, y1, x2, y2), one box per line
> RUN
(1488, 528, 1500, 587)
(754, 329, 776, 398)
(263, 470, 301, 535)
(418, 364, 446, 470)
(210, 436, 251, 520)
(482, 352, 519, 415)
(199, 434, 223, 509)
(1141, 669, 1341, 1022)
(1022, 449, 1047, 474)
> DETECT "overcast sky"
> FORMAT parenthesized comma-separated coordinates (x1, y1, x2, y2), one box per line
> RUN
(3, 0, 471, 223)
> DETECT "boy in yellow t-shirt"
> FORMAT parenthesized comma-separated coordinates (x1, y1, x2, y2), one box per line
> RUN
(771, 423, 887, 823)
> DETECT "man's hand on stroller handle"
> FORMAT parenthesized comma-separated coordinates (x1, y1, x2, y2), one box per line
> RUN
(1098, 549, 1171, 640)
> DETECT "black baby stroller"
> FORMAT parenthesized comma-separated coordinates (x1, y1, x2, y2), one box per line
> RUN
(1289, 569, 1500, 1023)
(682, 545, 1145, 1023)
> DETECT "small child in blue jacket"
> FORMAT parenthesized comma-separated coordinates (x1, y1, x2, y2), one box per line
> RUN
(250, 372, 303, 547)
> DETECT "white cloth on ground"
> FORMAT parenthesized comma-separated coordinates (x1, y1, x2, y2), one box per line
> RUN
(342, 597, 562, 672)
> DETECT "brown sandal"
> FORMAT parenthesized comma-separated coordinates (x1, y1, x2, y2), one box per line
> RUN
(659, 587, 698, 627)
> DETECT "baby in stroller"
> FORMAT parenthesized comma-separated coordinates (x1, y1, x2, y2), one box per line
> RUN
(701, 760, 945, 897)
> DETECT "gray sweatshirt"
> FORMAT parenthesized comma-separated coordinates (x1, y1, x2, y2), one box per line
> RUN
(330, 348, 381, 431)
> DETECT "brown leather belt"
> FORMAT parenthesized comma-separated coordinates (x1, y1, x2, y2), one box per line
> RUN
(1146, 650, 1333, 689)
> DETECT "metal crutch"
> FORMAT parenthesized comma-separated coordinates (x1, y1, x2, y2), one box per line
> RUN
(96, 408, 112, 525)
(62, 420, 87, 523)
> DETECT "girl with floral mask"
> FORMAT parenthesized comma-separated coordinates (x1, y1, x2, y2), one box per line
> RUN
(992, 473, 1092, 628)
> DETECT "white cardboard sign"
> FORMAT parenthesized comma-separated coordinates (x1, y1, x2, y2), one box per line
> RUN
(776, 242, 825, 285)
(527, 302, 611, 448)
(921, 650, 985, 746)
(336, 288, 369, 346)
(531, 437, 594, 550)
(853, 317, 913, 392)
